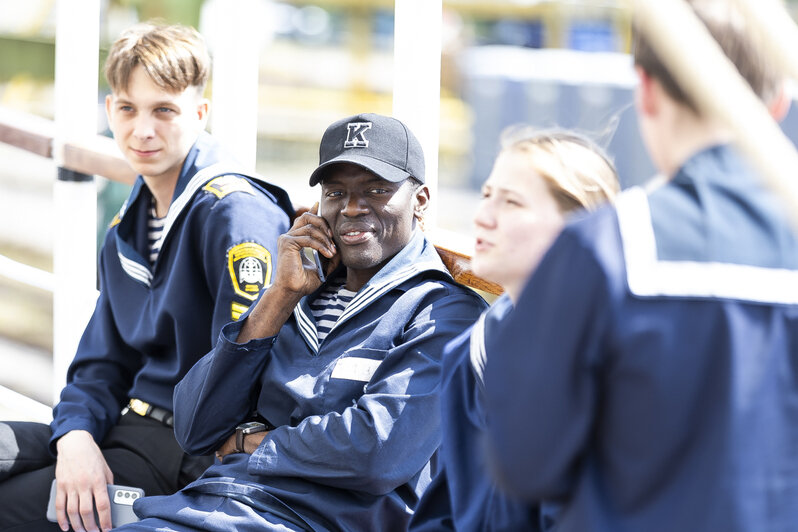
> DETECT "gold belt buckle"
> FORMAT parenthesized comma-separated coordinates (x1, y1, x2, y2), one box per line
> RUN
(128, 398, 151, 417)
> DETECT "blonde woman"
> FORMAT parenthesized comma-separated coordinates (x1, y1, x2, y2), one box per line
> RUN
(410, 128, 619, 532)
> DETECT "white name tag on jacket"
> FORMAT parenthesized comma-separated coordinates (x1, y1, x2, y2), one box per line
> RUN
(331, 357, 382, 382)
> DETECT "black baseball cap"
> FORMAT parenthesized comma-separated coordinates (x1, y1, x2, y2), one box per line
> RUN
(308, 113, 425, 186)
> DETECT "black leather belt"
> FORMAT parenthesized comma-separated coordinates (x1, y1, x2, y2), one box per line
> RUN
(122, 398, 174, 428)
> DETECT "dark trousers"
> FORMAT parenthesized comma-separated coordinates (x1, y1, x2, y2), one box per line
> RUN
(0, 412, 212, 531)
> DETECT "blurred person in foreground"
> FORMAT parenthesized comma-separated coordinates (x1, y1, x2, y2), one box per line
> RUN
(484, 1, 798, 530)
(115, 113, 487, 531)
(0, 22, 292, 532)
(409, 128, 618, 532)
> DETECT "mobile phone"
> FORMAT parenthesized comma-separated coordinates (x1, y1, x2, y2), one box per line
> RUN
(312, 249, 326, 283)
(312, 202, 327, 282)
(302, 247, 327, 283)
(46, 479, 143, 527)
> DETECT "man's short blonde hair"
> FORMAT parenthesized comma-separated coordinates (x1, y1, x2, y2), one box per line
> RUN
(499, 127, 620, 214)
(105, 22, 211, 95)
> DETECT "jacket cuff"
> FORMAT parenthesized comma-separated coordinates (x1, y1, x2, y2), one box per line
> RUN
(48, 417, 100, 457)
(219, 319, 277, 349)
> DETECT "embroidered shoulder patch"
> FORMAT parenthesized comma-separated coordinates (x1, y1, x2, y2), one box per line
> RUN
(231, 301, 250, 321)
(228, 242, 272, 301)
(203, 175, 255, 199)
(108, 213, 122, 228)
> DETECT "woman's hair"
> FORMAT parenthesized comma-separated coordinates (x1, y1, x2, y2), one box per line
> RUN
(105, 22, 211, 96)
(498, 126, 620, 214)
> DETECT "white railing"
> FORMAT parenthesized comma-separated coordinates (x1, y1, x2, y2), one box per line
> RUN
(0, 254, 56, 293)
(0, 385, 54, 423)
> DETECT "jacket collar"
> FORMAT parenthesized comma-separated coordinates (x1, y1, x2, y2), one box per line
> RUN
(469, 294, 512, 389)
(113, 132, 253, 287)
(293, 229, 452, 352)
(616, 144, 798, 303)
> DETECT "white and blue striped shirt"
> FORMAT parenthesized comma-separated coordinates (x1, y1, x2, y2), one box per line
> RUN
(310, 279, 357, 343)
(148, 199, 166, 265)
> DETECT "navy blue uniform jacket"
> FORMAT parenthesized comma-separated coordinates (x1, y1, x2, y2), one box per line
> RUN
(410, 295, 539, 531)
(486, 145, 798, 531)
(49, 131, 293, 452)
(133, 230, 487, 531)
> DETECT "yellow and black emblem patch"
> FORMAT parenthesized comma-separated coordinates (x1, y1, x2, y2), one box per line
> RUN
(228, 242, 272, 301)
(203, 175, 255, 199)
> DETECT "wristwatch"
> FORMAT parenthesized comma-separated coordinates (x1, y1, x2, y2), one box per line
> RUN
(234, 421, 267, 453)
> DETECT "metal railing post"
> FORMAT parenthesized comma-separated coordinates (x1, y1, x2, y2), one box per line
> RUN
(207, 0, 262, 169)
(393, 0, 443, 231)
(52, 0, 101, 405)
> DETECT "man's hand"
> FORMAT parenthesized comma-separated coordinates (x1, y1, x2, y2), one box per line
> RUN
(272, 203, 339, 297)
(237, 204, 340, 343)
(215, 430, 270, 461)
(54, 430, 114, 532)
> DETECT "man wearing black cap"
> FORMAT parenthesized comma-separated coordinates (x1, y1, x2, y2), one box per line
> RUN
(115, 113, 487, 531)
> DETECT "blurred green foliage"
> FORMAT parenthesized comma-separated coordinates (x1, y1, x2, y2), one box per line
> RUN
(0, 0, 206, 83)
(112, 0, 204, 29)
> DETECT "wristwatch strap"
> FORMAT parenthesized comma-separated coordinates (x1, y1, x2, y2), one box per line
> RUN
(235, 429, 246, 454)
(234, 422, 267, 453)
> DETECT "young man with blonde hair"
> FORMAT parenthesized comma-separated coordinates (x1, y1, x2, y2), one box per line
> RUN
(0, 22, 292, 532)
(485, 1, 798, 530)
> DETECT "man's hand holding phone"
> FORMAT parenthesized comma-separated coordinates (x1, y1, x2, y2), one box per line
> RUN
(281, 202, 339, 294)
(236, 202, 340, 343)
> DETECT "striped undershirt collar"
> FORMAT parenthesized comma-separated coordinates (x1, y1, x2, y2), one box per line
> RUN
(147, 198, 166, 266)
(309, 278, 356, 343)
